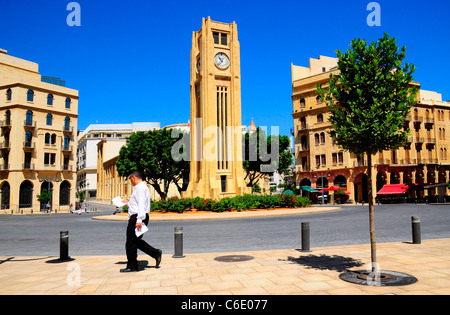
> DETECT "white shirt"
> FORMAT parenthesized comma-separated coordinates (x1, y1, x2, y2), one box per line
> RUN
(127, 181, 151, 224)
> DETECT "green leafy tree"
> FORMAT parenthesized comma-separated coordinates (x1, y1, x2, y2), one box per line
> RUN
(116, 128, 190, 200)
(37, 189, 52, 209)
(317, 33, 418, 273)
(243, 127, 293, 188)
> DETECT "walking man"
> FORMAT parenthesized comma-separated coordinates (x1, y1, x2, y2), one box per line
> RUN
(120, 171, 162, 272)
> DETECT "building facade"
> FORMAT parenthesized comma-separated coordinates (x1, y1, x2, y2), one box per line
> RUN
(0, 49, 78, 213)
(292, 56, 450, 203)
(77, 122, 160, 201)
(184, 18, 250, 199)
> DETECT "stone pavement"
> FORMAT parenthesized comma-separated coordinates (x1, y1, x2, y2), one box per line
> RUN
(1, 238, 449, 295)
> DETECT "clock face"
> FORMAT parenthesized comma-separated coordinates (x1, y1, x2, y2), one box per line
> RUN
(196, 58, 201, 73)
(214, 52, 230, 69)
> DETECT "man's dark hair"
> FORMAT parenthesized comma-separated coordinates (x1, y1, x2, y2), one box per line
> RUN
(129, 170, 142, 179)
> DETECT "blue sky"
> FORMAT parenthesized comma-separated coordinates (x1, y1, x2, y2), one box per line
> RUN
(1, 0, 449, 137)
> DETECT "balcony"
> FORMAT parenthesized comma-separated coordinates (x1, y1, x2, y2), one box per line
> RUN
(0, 164, 9, 171)
(0, 142, 10, 150)
(63, 125, 74, 133)
(426, 138, 436, 144)
(23, 163, 35, 170)
(0, 120, 12, 128)
(62, 164, 72, 171)
(23, 141, 35, 150)
(424, 117, 435, 124)
(24, 120, 37, 128)
(62, 145, 73, 152)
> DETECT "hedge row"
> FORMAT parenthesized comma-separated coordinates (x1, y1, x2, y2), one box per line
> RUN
(150, 194, 311, 213)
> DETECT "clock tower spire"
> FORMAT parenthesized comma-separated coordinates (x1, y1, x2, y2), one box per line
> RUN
(183, 18, 250, 199)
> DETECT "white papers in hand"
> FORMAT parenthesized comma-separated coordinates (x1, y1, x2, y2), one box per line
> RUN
(112, 196, 126, 207)
(135, 223, 149, 237)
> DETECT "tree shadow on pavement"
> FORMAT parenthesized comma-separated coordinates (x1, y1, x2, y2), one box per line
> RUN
(283, 254, 364, 272)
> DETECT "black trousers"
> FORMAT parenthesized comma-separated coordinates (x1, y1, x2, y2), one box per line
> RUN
(125, 214, 160, 270)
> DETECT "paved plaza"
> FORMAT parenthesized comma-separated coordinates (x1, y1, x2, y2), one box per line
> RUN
(1, 238, 449, 295)
(1, 204, 449, 296)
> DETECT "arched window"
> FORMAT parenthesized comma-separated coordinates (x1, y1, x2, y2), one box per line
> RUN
(46, 113, 52, 126)
(51, 134, 57, 145)
(6, 89, 12, 101)
(300, 98, 305, 108)
(64, 117, 70, 130)
(5, 110, 11, 125)
(300, 117, 306, 129)
(1, 181, 10, 209)
(60, 181, 71, 206)
(19, 180, 33, 208)
(64, 135, 70, 147)
(47, 94, 54, 105)
(314, 133, 320, 145)
(45, 133, 51, 145)
(65, 98, 71, 109)
(25, 131, 33, 143)
(317, 114, 323, 123)
(27, 89, 34, 102)
(25, 110, 33, 125)
(320, 132, 326, 144)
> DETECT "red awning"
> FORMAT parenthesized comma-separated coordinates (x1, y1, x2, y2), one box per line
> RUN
(377, 184, 409, 195)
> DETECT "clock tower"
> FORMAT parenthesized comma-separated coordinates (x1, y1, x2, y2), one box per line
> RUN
(184, 17, 250, 199)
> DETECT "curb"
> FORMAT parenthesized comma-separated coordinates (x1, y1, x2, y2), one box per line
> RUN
(92, 206, 341, 221)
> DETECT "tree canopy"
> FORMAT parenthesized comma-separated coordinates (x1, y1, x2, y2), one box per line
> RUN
(242, 127, 293, 187)
(116, 128, 189, 200)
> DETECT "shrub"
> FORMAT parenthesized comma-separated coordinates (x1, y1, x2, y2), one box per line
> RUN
(150, 194, 311, 213)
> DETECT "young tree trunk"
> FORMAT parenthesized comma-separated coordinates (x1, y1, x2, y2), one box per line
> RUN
(367, 152, 377, 272)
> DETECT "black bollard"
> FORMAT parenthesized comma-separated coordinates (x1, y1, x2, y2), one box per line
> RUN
(301, 222, 311, 252)
(173, 227, 185, 258)
(411, 216, 421, 244)
(60, 231, 70, 260)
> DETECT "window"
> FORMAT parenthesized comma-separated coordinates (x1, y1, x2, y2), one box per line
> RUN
(6, 89, 12, 101)
(44, 153, 56, 165)
(25, 131, 33, 143)
(45, 133, 51, 145)
(27, 89, 34, 102)
(65, 98, 71, 109)
(213, 31, 228, 45)
(5, 110, 11, 125)
(300, 98, 305, 108)
(317, 114, 323, 123)
(46, 113, 53, 126)
(213, 32, 219, 45)
(64, 117, 70, 130)
(47, 94, 53, 105)
(26, 110, 33, 125)
(221, 33, 227, 45)
(315, 133, 320, 145)
(19, 180, 33, 208)
(59, 181, 71, 206)
(51, 134, 57, 145)
(315, 154, 326, 166)
(320, 132, 326, 144)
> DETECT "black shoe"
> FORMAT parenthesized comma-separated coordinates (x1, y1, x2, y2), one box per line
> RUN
(120, 268, 138, 273)
(155, 250, 162, 268)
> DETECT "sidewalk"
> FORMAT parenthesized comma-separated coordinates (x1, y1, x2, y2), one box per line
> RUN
(1, 238, 449, 295)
